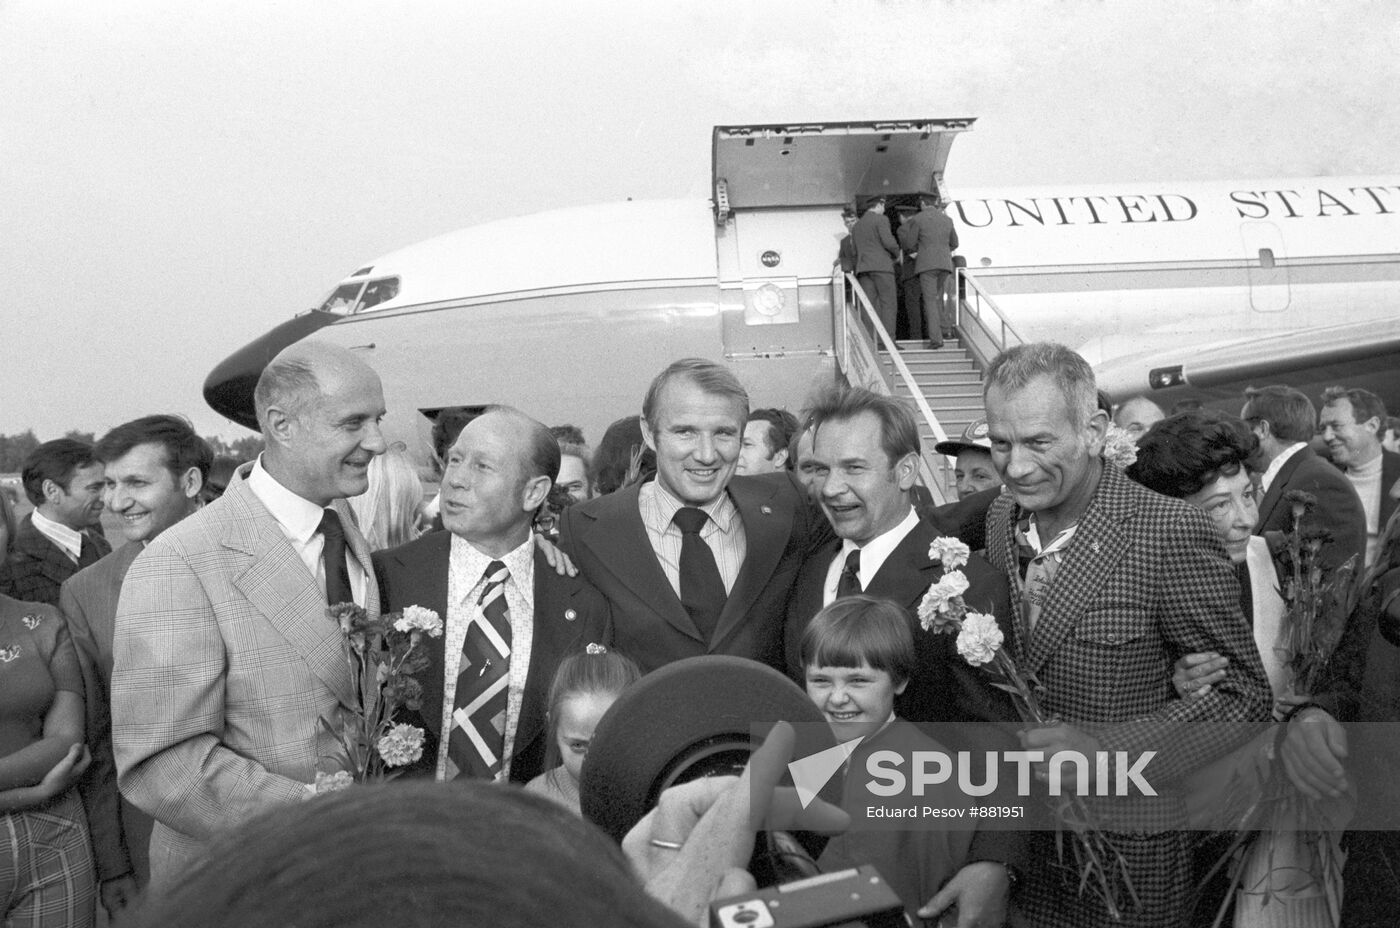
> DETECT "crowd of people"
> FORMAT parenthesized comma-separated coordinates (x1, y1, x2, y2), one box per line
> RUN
(1, 339, 1398, 928)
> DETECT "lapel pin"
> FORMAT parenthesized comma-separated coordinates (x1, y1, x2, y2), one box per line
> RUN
(760, 505, 772, 515)
(1090, 540, 1101, 554)
(564, 608, 578, 622)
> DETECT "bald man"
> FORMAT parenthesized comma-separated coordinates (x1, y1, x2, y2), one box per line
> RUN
(112, 341, 388, 884)
(1112, 395, 1166, 443)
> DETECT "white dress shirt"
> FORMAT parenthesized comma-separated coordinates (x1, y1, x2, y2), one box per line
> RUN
(439, 533, 535, 781)
(638, 479, 746, 596)
(245, 457, 368, 605)
(822, 506, 921, 606)
(30, 509, 84, 563)
(1258, 441, 1306, 495)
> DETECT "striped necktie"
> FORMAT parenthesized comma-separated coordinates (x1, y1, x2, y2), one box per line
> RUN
(447, 561, 511, 780)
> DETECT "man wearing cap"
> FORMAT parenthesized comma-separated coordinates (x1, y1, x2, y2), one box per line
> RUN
(935, 418, 1002, 502)
(851, 196, 900, 342)
(783, 386, 1023, 927)
(372, 406, 610, 784)
(559, 358, 829, 674)
(897, 194, 960, 347)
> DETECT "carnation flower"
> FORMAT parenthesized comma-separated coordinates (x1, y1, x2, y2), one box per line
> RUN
(586, 642, 608, 655)
(1101, 424, 1139, 469)
(917, 570, 970, 631)
(315, 770, 354, 794)
(394, 605, 443, 637)
(955, 612, 1005, 667)
(376, 724, 426, 768)
(327, 602, 366, 635)
(927, 537, 971, 571)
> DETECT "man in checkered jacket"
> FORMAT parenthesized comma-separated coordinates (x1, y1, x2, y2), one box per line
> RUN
(981, 343, 1271, 928)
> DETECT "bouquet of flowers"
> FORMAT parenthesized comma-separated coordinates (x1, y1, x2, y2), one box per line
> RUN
(920, 537, 1139, 921)
(1201, 491, 1356, 926)
(315, 603, 442, 793)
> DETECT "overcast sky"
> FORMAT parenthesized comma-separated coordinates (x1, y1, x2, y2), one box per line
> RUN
(3, 0, 1397, 439)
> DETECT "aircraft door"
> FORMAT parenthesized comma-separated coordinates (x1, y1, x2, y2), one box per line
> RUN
(1239, 221, 1291, 313)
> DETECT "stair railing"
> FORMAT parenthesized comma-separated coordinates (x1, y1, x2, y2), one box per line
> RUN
(955, 268, 1028, 369)
(832, 268, 953, 504)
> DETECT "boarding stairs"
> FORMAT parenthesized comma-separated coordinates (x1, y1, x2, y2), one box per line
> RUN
(834, 267, 1023, 504)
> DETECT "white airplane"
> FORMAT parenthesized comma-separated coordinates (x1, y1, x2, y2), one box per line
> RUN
(205, 118, 1400, 463)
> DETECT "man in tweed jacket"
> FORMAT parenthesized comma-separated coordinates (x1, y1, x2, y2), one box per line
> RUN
(981, 343, 1271, 928)
(112, 342, 387, 885)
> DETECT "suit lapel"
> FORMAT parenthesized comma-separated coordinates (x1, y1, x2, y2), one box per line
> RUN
(1026, 468, 1132, 675)
(1255, 447, 1309, 529)
(221, 482, 357, 710)
(712, 477, 793, 649)
(865, 520, 940, 609)
(517, 549, 589, 762)
(578, 484, 698, 641)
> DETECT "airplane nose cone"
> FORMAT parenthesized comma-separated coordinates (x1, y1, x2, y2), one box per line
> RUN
(203, 311, 338, 431)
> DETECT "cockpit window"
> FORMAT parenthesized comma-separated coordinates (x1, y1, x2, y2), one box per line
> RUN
(317, 281, 366, 314)
(356, 277, 400, 312)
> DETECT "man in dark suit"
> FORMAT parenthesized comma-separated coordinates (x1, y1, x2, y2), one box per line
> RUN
(1245, 385, 1366, 571)
(782, 387, 1022, 927)
(0, 439, 110, 605)
(982, 343, 1271, 928)
(374, 406, 609, 784)
(897, 194, 960, 347)
(558, 358, 827, 674)
(836, 206, 857, 277)
(851, 196, 900, 342)
(1319, 385, 1400, 567)
(59, 415, 211, 918)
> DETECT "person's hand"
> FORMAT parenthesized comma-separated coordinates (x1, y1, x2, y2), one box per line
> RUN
(622, 721, 849, 927)
(1172, 651, 1227, 700)
(36, 743, 91, 800)
(0, 744, 91, 812)
(100, 874, 140, 922)
(1279, 707, 1349, 801)
(1020, 723, 1101, 792)
(918, 860, 1011, 927)
(533, 533, 578, 577)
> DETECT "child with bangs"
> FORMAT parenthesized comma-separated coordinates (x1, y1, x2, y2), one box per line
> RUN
(802, 594, 978, 922)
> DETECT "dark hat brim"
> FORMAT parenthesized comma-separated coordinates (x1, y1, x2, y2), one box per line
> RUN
(933, 439, 991, 456)
(579, 656, 834, 844)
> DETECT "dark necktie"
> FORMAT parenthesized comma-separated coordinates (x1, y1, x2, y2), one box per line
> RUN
(77, 532, 110, 569)
(836, 548, 862, 599)
(317, 509, 355, 606)
(449, 561, 512, 780)
(673, 507, 726, 642)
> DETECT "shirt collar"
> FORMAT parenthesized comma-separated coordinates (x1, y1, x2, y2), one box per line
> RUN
(1259, 442, 1307, 494)
(246, 455, 327, 543)
(30, 509, 84, 560)
(645, 478, 740, 534)
(450, 532, 536, 591)
(839, 506, 919, 581)
(1350, 451, 1384, 479)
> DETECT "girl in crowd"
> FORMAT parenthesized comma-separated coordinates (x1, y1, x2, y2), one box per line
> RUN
(0, 592, 95, 927)
(1128, 409, 1352, 928)
(525, 646, 641, 816)
(801, 595, 977, 921)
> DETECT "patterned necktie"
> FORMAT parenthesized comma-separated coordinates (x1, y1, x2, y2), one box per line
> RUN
(317, 509, 355, 606)
(77, 532, 109, 569)
(448, 561, 512, 780)
(673, 507, 726, 641)
(836, 548, 862, 599)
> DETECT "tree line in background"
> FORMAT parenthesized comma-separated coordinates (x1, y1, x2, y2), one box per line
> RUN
(0, 429, 263, 474)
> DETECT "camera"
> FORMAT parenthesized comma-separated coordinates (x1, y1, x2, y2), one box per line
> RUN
(709, 865, 907, 928)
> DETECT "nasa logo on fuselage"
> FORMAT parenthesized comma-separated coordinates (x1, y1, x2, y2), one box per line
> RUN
(760, 249, 781, 268)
